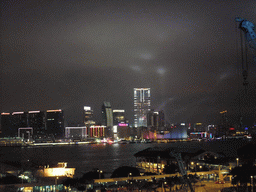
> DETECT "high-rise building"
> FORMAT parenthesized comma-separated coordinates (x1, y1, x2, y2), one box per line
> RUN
(1, 111, 29, 137)
(83, 106, 95, 125)
(134, 88, 151, 127)
(28, 111, 46, 136)
(1, 109, 65, 139)
(113, 109, 126, 125)
(147, 110, 159, 128)
(102, 102, 113, 127)
(158, 110, 165, 127)
(102, 102, 113, 138)
(46, 109, 64, 138)
(12, 111, 28, 130)
(147, 109, 165, 129)
(112, 110, 129, 139)
(1, 112, 13, 137)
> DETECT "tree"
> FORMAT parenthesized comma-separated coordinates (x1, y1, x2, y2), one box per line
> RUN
(230, 164, 256, 188)
(80, 168, 105, 183)
(0, 175, 22, 184)
(237, 143, 256, 166)
(111, 166, 140, 178)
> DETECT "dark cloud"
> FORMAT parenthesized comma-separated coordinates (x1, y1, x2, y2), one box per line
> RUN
(1, 0, 256, 125)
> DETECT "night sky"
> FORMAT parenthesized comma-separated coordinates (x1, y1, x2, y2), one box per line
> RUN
(1, 0, 256, 126)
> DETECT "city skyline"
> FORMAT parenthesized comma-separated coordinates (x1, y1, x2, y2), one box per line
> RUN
(1, 0, 256, 126)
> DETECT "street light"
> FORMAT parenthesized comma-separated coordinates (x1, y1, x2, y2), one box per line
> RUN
(99, 170, 102, 179)
(251, 176, 253, 192)
(128, 172, 132, 178)
(97, 169, 103, 179)
(55, 176, 59, 186)
(236, 158, 239, 166)
(190, 162, 194, 172)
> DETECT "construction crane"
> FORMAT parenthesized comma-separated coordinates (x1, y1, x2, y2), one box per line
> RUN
(235, 17, 256, 88)
(235, 18, 256, 130)
(236, 18, 256, 48)
(169, 150, 195, 192)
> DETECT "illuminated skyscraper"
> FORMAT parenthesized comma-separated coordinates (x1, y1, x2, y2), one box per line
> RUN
(147, 110, 159, 128)
(83, 106, 95, 125)
(134, 88, 151, 127)
(113, 109, 127, 125)
(102, 102, 113, 127)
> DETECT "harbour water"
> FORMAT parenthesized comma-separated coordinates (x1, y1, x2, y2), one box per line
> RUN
(0, 139, 249, 177)
(0, 143, 160, 177)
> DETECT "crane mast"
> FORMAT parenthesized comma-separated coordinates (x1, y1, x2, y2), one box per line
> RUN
(169, 150, 195, 192)
(235, 18, 256, 88)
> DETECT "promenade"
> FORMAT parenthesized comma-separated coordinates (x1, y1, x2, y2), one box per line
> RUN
(93, 173, 233, 192)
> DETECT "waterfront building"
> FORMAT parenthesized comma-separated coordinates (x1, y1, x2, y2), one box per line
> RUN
(1, 111, 28, 137)
(140, 124, 188, 140)
(1, 111, 42, 138)
(18, 127, 33, 140)
(83, 106, 95, 125)
(147, 110, 165, 129)
(0, 137, 23, 146)
(165, 124, 188, 139)
(112, 109, 129, 139)
(89, 125, 106, 138)
(65, 126, 88, 139)
(1, 110, 65, 139)
(102, 102, 113, 138)
(36, 162, 75, 178)
(193, 123, 206, 132)
(28, 111, 46, 136)
(113, 123, 130, 139)
(147, 110, 159, 128)
(218, 110, 229, 136)
(113, 109, 127, 125)
(158, 110, 165, 127)
(12, 111, 28, 135)
(134, 146, 230, 181)
(46, 109, 64, 138)
(1, 112, 13, 137)
(134, 88, 151, 128)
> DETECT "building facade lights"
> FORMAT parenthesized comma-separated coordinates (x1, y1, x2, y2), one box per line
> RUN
(134, 88, 151, 127)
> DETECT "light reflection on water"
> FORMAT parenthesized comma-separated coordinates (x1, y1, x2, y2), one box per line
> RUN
(0, 139, 249, 177)
(0, 143, 161, 176)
